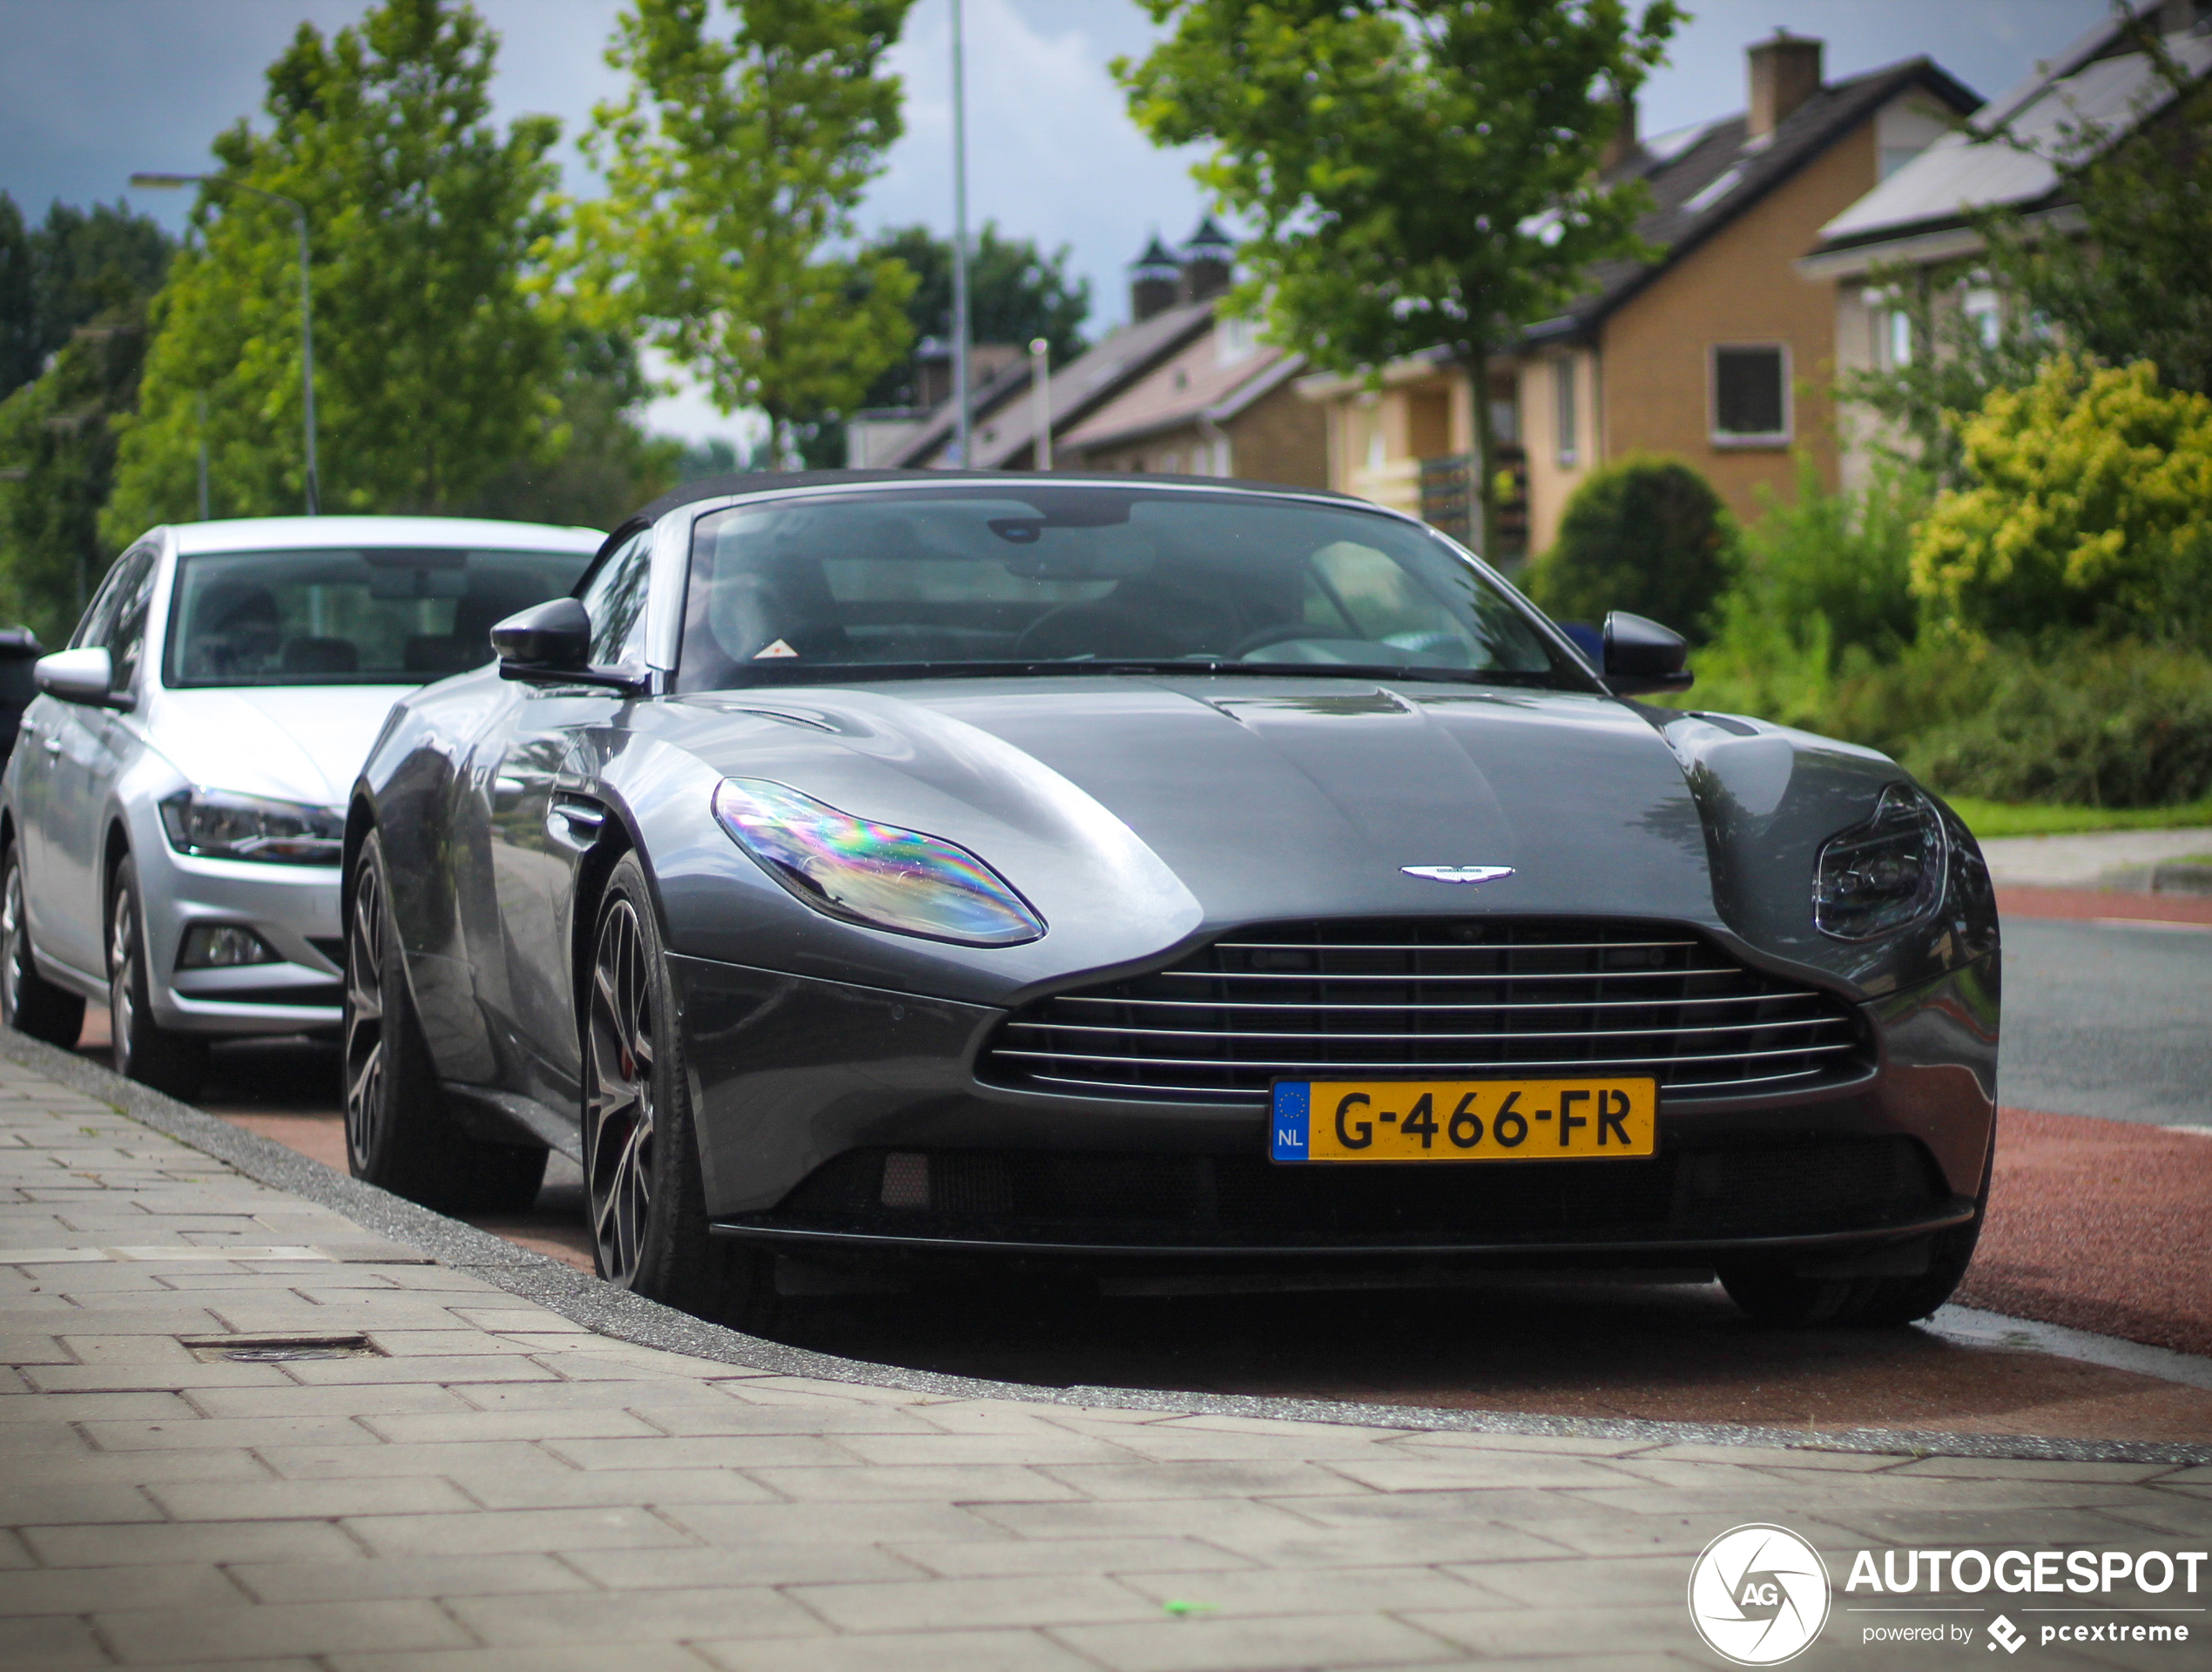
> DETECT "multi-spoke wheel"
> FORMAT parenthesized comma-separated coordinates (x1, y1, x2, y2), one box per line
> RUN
(0, 840, 83, 1047)
(105, 858, 206, 1100)
(581, 852, 773, 1324)
(585, 894, 657, 1284)
(343, 829, 546, 1212)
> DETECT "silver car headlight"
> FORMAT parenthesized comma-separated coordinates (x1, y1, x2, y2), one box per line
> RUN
(158, 789, 344, 866)
(711, 777, 1045, 947)
(1813, 783, 1946, 940)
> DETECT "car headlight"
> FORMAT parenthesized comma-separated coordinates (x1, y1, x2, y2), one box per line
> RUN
(1814, 783, 1946, 940)
(159, 789, 343, 866)
(711, 777, 1045, 947)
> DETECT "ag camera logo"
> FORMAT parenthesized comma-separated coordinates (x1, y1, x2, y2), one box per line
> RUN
(1689, 1523, 1832, 1665)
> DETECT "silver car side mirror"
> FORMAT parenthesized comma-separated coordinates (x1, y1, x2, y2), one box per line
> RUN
(34, 647, 116, 706)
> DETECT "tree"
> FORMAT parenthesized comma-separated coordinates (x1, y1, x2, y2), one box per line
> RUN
(105, 0, 569, 536)
(578, 0, 918, 466)
(1526, 455, 1737, 641)
(1, 194, 173, 403)
(1117, 0, 1681, 551)
(859, 221, 1090, 408)
(1911, 356, 2212, 644)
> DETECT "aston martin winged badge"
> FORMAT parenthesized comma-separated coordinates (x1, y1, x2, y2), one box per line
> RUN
(1401, 865, 1515, 884)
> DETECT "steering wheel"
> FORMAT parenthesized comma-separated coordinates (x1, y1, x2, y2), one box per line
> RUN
(1011, 602, 1183, 661)
(1229, 622, 1333, 658)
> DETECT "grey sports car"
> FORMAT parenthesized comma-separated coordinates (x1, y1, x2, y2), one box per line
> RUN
(343, 471, 1999, 1332)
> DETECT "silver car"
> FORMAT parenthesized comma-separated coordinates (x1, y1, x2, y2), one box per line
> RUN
(0, 515, 603, 1097)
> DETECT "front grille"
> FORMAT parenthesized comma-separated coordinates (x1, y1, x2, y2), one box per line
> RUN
(980, 917, 1870, 1105)
(766, 1136, 1944, 1249)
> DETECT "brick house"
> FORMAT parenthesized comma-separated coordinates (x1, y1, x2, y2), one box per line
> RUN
(1298, 33, 1979, 558)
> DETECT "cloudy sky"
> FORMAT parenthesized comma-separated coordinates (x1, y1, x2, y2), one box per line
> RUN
(3, 0, 2114, 443)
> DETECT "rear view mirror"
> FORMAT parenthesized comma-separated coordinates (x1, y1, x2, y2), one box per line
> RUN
(1602, 611, 1694, 697)
(34, 647, 116, 706)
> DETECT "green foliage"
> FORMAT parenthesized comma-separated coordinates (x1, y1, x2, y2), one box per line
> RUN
(1943, 792, 2212, 839)
(1525, 455, 1737, 642)
(860, 221, 1090, 408)
(1904, 641, 2212, 809)
(1911, 357, 2212, 642)
(1692, 458, 1926, 728)
(0, 195, 174, 402)
(0, 298, 156, 642)
(1116, 0, 1682, 548)
(106, 0, 569, 534)
(579, 0, 918, 461)
(452, 327, 680, 529)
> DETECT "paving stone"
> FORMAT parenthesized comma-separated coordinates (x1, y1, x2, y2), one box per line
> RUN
(445, 1466, 781, 1512)
(0, 1561, 245, 1615)
(660, 1500, 1011, 1547)
(885, 1537, 1259, 1580)
(1317, 1450, 1658, 1493)
(1048, 1611, 1463, 1671)
(255, 1439, 572, 1480)
(187, 1385, 481, 1421)
(0, 1613, 107, 1668)
(1035, 1460, 1371, 1501)
(0, 1390, 199, 1424)
(790, 1573, 1160, 1633)
(445, 1585, 826, 1645)
(627, 1402, 944, 1437)
(360, 1408, 662, 1443)
(742, 1463, 1082, 1504)
(540, 1434, 857, 1471)
(968, 1496, 1333, 1546)
(343, 1505, 697, 1557)
(1115, 1563, 1506, 1618)
(0, 1479, 161, 1525)
(327, 1648, 725, 1672)
(1406, 1602, 1689, 1659)
(97, 1598, 474, 1663)
(148, 1475, 479, 1520)
(84, 1414, 379, 1451)
(695, 1627, 1096, 1672)
(229, 1554, 596, 1604)
(26, 1517, 368, 1568)
(563, 1544, 928, 1589)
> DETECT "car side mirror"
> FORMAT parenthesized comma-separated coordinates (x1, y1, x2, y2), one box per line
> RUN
(1602, 610, 1694, 697)
(490, 598, 644, 693)
(34, 647, 116, 706)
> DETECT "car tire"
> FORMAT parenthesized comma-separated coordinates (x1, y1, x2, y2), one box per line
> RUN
(1, 840, 84, 1048)
(107, 858, 207, 1101)
(1720, 1132, 1990, 1330)
(583, 851, 776, 1328)
(345, 830, 547, 1214)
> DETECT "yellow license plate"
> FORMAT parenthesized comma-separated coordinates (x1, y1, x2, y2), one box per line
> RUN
(1270, 1078, 1657, 1163)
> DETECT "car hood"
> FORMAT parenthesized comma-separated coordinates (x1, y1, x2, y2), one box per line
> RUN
(148, 685, 414, 808)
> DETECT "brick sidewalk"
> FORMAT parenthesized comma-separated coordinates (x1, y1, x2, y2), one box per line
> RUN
(5, 1053, 2210, 1670)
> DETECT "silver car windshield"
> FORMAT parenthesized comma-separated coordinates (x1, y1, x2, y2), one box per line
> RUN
(165, 547, 592, 687)
(678, 487, 1587, 691)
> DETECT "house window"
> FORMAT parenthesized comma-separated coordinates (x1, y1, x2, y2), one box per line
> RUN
(1885, 310, 1913, 368)
(1554, 358, 1578, 469)
(1963, 287, 2000, 348)
(1711, 345, 1789, 445)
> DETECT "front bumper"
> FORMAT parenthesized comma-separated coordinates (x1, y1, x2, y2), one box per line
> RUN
(140, 848, 345, 1036)
(673, 950, 1999, 1266)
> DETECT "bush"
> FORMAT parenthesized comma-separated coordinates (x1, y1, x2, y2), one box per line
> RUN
(1527, 455, 1737, 641)
(1693, 458, 1926, 730)
(1901, 642, 2212, 808)
(1912, 357, 2212, 641)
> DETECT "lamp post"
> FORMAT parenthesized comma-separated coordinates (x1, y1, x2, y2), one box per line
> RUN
(1029, 337, 1052, 470)
(948, 0, 972, 469)
(131, 172, 319, 515)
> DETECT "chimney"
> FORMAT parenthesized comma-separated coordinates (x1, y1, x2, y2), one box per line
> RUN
(1747, 30, 1823, 140)
(1177, 215, 1235, 305)
(1130, 233, 1181, 323)
(1599, 91, 1639, 173)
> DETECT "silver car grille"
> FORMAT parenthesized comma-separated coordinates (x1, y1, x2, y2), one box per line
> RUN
(980, 918, 1871, 1105)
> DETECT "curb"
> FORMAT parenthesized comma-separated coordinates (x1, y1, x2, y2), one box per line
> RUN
(14, 1028, 2211, 1469)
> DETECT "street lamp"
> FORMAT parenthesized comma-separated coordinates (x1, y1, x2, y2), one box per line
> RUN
(131, 172, 319, 515)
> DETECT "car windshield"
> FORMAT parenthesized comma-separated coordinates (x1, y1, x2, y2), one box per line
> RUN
(165, 546, 594, 687)
(678, 486, 1587, 691)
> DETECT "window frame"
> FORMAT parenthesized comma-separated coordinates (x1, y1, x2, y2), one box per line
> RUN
(1709, 341, 1793, 449)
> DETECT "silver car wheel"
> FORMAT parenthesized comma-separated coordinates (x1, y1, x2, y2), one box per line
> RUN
(1, 857, 25, 1025)
(107, 887, 137, 1081)
(343, 857, 387, 1171)
(585, 896, 655, 1286)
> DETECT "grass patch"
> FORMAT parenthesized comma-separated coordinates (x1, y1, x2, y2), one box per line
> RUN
(1943, 795, 2212, 840)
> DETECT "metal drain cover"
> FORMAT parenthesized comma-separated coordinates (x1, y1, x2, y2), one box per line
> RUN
(183, 1334, 383, 1363)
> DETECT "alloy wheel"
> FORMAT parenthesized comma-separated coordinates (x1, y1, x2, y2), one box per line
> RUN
(107, 888, 136, 1080)
(343, 860, 386, 1170)
(585, 897, 656, 1286)
(1, 858, 24, 1024)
